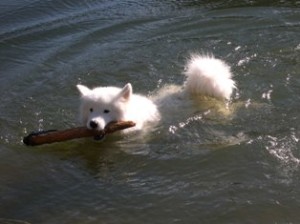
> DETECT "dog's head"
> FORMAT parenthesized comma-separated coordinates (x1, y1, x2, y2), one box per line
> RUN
(77, 83, 132, 131)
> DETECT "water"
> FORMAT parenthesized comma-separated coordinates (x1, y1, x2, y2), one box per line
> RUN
(1, 0, 300, 223)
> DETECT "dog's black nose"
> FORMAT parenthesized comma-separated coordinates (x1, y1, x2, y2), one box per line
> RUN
(89, 120, 98, 129)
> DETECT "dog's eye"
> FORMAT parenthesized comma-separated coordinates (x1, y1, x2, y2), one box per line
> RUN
(104, 109, 110, 114)
(90, 108, 93, 112)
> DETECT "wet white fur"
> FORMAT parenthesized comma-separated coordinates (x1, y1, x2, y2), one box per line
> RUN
(77, 54, 236, 133)
(77, 84, 159, 132)
(184, 54, 236, 100)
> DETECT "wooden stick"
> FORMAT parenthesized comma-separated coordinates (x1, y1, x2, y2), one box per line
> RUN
(23, 121, 135, 146)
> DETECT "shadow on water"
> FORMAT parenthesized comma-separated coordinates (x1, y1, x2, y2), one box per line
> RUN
(172, 0, 300, 8)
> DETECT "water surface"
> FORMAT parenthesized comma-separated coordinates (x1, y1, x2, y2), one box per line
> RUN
(1, 0, 300, 223)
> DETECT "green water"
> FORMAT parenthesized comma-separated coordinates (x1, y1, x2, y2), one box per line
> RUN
(1, 1, 300, 223)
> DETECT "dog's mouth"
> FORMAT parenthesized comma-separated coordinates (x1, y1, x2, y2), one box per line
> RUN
(93, 133, 106, 141)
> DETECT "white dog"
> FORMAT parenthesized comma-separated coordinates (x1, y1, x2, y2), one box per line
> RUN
(77, 54, 236, 138)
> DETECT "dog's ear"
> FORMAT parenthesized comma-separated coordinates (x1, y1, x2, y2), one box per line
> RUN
(77, 84, 91, 96)
(118, 83, 132, 101)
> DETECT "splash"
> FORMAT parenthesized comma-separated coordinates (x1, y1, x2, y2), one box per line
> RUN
(266, 130, 300, 166)
(168, 114, 204, 134)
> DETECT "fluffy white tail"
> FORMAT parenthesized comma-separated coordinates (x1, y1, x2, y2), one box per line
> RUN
(183, 54, 236, 100)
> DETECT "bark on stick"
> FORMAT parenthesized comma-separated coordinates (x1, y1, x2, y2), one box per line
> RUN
(23, 121, 135, 146)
